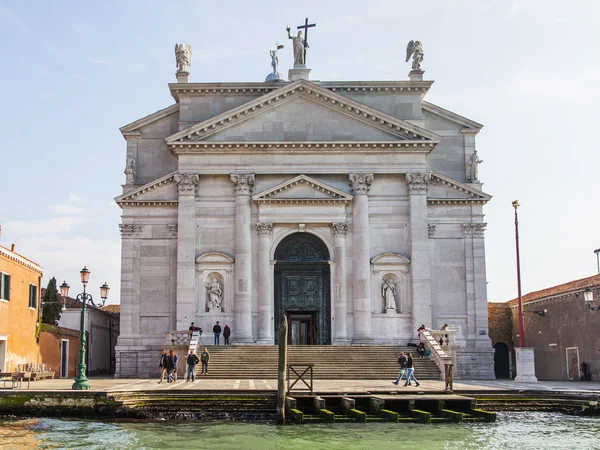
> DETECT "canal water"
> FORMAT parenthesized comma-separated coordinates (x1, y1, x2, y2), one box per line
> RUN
(0, 412, 598, 449)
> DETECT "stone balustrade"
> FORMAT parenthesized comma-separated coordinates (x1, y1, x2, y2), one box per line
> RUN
(164, 330, 194, 346)
(420, 329, 454, 380)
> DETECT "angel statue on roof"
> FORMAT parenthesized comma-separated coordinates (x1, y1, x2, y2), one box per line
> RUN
(175, 43, 192, 72)
(405, 40, 424, 71)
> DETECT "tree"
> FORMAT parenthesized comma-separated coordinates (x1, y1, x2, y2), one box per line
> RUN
(41, 277, 63, 325)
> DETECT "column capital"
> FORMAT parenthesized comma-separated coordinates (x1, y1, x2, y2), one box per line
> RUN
(230, 173, 255, 195)
(428, 223, 437, 238)
(349, 173, 374, 195)
(256, 223, 273, 236)
(462, 223, 486, 238)
(331, 223, 348, 236)
(174, 173, 199, 194)
(406, 171, 431, 193)
(119, 223, 143, 238)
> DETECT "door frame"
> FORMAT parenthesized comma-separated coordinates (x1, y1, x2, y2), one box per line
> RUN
(565, 347, 580, 380)
(60, 339, 69, 378)
(0, 335, 7, 372)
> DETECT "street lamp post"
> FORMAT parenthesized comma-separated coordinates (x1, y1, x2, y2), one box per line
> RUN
(512, 200, 525, 347)
(511, 201, 537, 382)
(59, 267, 109, 390)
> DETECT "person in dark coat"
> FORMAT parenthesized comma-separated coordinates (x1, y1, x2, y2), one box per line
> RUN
(158, 349, 168, 384)
(223, 324, 231, 345)
(213, 321, 222, 345)
(201, 347, 210, 375)
(165, 352, 175, 383)
(186, 350, 199, 382)
(404, 352, 420, 387)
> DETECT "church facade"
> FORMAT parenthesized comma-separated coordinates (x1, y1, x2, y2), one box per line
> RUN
(115, 62, 494, 379)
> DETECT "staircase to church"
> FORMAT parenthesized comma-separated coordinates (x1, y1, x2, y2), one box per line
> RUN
(196, 346, 441, 380)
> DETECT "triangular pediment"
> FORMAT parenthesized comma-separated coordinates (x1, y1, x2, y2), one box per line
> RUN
(428, 172, 491, 204)
(115, 172, 178, 207)
(253, 175, 353, 204)
(167, 79, 440, 145)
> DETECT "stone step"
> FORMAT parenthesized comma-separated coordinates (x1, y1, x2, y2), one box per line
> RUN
(187, 345, 441, 380)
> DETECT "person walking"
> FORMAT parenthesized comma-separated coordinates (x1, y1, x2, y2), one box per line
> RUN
(223, 324, 231, 345)
(393, 351, 408, 385)
(200, 347, 210, 375)
(165, 351, 175, 383)
(404, 352, 420, 387)
(169, 350, 179, 381)
(186, 350, 199, 382)
(213, 321, 222, 345)
(158, 349, 168, 384)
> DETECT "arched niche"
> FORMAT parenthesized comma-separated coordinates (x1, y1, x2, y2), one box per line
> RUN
(196, 252, 234, 314)
(371, 252, 411, 314)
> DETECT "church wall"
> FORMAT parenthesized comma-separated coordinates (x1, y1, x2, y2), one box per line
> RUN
(209, 98, 397, 142)
(336, 92, 423, 121)
(134, 114, 179, 185)
(178, 94, 264, 124)
(424, 113, 469, 182)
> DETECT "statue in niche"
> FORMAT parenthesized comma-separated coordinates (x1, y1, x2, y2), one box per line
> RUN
(405, 40, 424, 71)
(466, 150, 483, 182)
(382, 279, 397, 311)
(206, 278, 223, 311)
(124, 158, 135, 184)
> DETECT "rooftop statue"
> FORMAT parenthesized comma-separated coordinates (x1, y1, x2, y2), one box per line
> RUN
(175, 43, 192, 72)
(405, 40, 424, 71)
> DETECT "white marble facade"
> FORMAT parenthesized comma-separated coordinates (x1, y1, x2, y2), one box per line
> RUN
(114, 75, 494, 379)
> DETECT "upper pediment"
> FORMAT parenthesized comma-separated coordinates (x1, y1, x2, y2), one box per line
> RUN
(428, 172, 491, 204)
(114, 172, 178, 207)
(166, 79, 440, 147)
(253, 175, 353, 204)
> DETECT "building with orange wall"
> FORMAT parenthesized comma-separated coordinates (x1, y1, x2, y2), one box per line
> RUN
(0, 244, 43, 372)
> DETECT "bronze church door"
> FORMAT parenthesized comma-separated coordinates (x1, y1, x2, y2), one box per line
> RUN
(274, 233, 331, 345)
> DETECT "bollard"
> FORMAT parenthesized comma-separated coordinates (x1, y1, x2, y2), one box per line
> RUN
(444, 363, 454, 392)
(277, 315, 288, 425)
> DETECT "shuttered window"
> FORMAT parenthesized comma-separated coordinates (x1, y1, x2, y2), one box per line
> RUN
(29, 284, 37, 308)
(0, 273, 10, 300)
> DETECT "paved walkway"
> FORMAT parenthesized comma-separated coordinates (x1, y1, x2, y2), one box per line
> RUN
(4, 377, 600, 394)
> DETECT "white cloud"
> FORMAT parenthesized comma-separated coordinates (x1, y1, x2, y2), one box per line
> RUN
(68, 193, 86, 203)
(49, 204, 87, 215)
(4, 217, 89, 237)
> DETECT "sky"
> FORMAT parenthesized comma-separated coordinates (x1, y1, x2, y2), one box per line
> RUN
(0, 0, 598, 305)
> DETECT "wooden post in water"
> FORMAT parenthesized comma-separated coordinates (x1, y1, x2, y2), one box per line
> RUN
(277, 315, 288, 425)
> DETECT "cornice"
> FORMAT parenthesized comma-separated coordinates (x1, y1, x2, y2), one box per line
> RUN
(0, 246, 43, 274)
(170, 140, 435, 154)
(114, 172, 176, 203)
(117, 201, 178, 208)
(422, 101, 483, 130)
(120, 104, 179, 135)
(428, 198, 488, 205)
(253, 174, 353, 202)
(166, 79, 440, 144)
(168, 80, 433, 101)
(428, 171, 492, 203)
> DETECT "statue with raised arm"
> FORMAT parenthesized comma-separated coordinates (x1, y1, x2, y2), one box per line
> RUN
(405, 40, 424, 71)
(124, 158, 135, 184)
(467, 150, 483, 182)
(286, 27, 307, 65)
(206, 278, 223, 311)
(382, 279, 397, 311)
(175, 43, 192, 72)
(269, 43, 284, 73)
